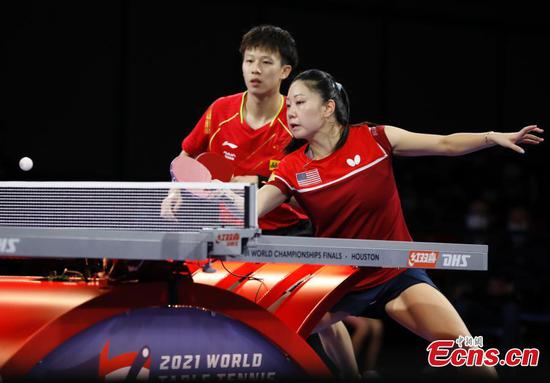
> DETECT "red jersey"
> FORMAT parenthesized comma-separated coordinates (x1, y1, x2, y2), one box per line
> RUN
(269, 124, 410, 290)
(182, 92, 307, 231)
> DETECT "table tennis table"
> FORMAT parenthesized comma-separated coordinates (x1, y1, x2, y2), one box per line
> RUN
(0, 181, 489, 382)
(0, 181, 487, 270)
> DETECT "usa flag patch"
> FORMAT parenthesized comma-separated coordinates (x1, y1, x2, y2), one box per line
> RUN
(296, 168, 321, 187)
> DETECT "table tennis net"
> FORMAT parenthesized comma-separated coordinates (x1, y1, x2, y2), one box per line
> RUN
(0, 182, 253, 232)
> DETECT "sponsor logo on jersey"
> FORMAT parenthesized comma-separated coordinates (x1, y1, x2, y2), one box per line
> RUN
(204, 107, 213, 134)
(223, 151, 236, 161)
(346, 154, 361, 167)
(269, 160, 280, 170)
(222, 141, 238, 149)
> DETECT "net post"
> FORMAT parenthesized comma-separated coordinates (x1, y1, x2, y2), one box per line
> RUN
(244, 183, 257, 229)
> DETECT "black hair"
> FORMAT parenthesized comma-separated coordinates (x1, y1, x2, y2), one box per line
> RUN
(240, 25, 298, 68)
(285, 69, 351, 154)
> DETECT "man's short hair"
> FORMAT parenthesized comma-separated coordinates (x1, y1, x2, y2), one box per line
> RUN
(240, 25, 298, 68)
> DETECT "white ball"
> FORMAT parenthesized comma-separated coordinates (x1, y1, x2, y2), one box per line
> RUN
(19, 157, 33, 171)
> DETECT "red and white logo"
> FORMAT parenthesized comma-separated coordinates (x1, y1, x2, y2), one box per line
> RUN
(99, 341, 151, 381)
(408, 251, 439, 268)
(216, 232, 240, 247)
(427, 336, 539, 368)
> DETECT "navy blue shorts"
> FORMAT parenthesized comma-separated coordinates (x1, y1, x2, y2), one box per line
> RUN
(330, 268, 438, 319)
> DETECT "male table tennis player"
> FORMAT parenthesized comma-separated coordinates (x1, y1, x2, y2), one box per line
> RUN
(165, 25, 310, 236)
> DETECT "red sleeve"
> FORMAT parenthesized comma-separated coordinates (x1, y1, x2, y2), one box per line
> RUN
(268, 175, 292, 197)
(266, 159, 294, 197)
(181, 101, 216, 157)
(370, 125, 393, 157)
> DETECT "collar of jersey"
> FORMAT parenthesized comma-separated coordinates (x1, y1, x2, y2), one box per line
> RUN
(239, 91, 284, 128)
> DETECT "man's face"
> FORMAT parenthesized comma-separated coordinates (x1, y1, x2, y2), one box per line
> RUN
(242, 47, 291, 96)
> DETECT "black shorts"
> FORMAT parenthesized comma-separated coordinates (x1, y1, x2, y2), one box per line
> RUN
(330, 268, 439, 319)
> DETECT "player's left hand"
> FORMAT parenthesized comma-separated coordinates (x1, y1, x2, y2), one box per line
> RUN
(491, 125, 544, 153)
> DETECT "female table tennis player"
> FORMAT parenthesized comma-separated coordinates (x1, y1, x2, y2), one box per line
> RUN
(256, 69, 543, 378)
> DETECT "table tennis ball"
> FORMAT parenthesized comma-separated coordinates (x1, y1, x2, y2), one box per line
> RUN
(19, 156, 33, 171)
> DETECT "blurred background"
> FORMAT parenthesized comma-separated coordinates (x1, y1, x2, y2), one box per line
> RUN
(2, 0, 549, 380)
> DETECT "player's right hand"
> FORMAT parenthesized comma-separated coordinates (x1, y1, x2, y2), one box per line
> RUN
(160, 188, 181, 221)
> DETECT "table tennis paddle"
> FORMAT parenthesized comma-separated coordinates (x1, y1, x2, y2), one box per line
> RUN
(195, 152, 234, 182)
(167, 154, 242, 225)
(170, 155, 212, 182)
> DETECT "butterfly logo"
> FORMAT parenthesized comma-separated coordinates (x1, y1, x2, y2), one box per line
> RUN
(346, 154, 361, 167)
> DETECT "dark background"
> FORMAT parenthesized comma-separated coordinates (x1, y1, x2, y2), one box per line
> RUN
(1, 0, 549, 380)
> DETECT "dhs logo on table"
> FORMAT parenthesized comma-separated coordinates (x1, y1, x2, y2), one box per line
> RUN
(441, 253, 471, 268)
(0, 238, 19, 254)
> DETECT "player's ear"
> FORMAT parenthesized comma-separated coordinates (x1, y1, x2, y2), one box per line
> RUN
(280, 65, 292, 80)
(323, 99, 336, 119)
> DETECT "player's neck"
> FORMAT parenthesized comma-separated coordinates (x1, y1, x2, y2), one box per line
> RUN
(307, 124, 343, 160)
(243, 91, 282, 130)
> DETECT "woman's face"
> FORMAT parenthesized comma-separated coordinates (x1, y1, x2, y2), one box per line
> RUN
(286, 80, 329, 140)
(242, 47, 290, 97)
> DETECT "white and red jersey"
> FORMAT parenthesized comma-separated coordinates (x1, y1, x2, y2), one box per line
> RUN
(183, 92, 307, 231)
(269, 124, 411, 290)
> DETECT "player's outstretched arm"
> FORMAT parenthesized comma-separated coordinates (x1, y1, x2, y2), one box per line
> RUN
(257, 185, 288, 218)
(385, 124, 543, 157)
(210, 183, 287, 219)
